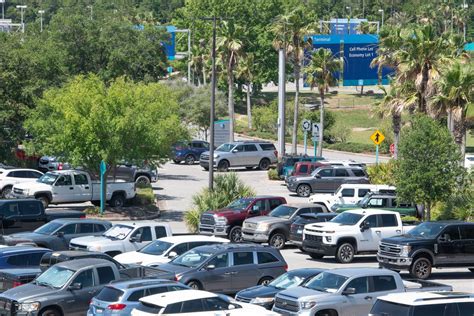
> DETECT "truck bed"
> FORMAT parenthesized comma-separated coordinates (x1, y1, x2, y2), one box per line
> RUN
(403, 279, 453, 292)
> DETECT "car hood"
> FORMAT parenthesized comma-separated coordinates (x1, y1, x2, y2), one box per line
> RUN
(244, 216, 288, 226)
(237, 285, 279, 299)
(114, 252, 169, 265)
(6, 232, 44, 241)
(382, 234, 434, 245)
(1, 283, 60, 302)
(70, 235, 112, 246)
(155, 263, 193, 276)
(277, 286, 333, 301)
(204, 208, 243, 217)
(13, 181, 50, 192)
(305, 222, 355, 232)
(289, 175, 314, 182)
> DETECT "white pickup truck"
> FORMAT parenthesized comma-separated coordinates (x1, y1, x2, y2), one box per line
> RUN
(303, 209, 417, 263)
(69, 221, 172, 256)
(11, 170, 136, 208)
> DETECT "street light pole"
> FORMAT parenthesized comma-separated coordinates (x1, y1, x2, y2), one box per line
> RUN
(378, 9, 384, 27)
(38, 10, 44, 32)
(16, 5, 27, 33)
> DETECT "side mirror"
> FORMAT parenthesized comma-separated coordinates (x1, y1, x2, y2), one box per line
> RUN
(360, 221, 370, 232)
(206, 264, 216, 270)
(68, 282, 82, 291)
(228, 304, 236, 310)
(342, 287, 356, 295)
(168, 251, 178, 259)
(232, 149, 238, 153)
(314, 174, 321, 178)
(130, 234, 141, 243)
(56, 231, 65, 238)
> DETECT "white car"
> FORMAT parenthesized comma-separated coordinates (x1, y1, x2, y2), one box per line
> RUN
(114, 235, 229, 266)
(131, 289, 278, 316)
(465, 154, 474, 169)
(69, 221, 172, 256)
(0, 168, 43, 198)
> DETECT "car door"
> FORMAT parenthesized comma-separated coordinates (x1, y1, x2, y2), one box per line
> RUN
(73, 173, 92, 202)
(436, 225, 463, 266)
(340, 276, 371, 316)
(54, 223, 78, 250)
(243, 144, 259, 166)
(369, 275, 400, 307)
(333, 168, 350, 191)
(247, 199, 266, 217)
(358, 215, 378, 251)
(230, 251, 259, 291)
(377, 214, 403, 238)
(340, 188, 356, 204)
(312, 168, 334, 192)
(67, 268, 99, 316)
(198, 252, 233, 292)
(459, 225, 474, 265)
(15, 200, 45, 232)
(130, 226, 153, 249)
(52, 174, 74, 202)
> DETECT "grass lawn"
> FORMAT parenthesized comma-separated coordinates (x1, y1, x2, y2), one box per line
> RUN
(331, 109, 381, 129)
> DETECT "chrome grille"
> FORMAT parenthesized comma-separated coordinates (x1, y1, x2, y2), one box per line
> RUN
(378, 242, 402, 256)
(200, 214, 215, 226)
(13, 188, 23, 195)
(200, 154, 210, 161)
(235, 295, 252, 303)
(0, 297, 13, 312)
(69, 243, 88, 250)
(305, 234, 322, 242)
(274, 296, 300, 312)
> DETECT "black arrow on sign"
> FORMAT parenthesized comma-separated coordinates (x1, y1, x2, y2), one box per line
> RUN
(375, 132, 380, 142)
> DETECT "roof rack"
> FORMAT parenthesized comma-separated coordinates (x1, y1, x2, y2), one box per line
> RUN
(417, 295, 472, 302)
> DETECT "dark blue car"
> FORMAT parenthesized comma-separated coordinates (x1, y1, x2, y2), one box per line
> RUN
(172, 140, 210, 165)
(0, 246, 51, 269)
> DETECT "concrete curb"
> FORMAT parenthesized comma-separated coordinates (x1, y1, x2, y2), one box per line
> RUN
(87, 198, 162, 221)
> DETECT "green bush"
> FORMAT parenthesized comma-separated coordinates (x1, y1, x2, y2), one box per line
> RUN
(331, 122, 351, 143)
(132, 187, 155, 206)
(84, 207, 101, 216)
(366, 160, 396, 185)
(267, 168, 279, 180)
(185, 173, 256, 232)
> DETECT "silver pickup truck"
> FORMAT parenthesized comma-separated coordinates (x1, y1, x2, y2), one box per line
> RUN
(272, 267, 452, 316)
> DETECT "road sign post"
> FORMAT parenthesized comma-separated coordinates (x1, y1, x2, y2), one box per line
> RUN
(302, 120, 311, 155)
(100, 160, 106, 215)
(370, 130, 385, 165)
(304, 132, 307, 155)
(311, 123, 321, 157)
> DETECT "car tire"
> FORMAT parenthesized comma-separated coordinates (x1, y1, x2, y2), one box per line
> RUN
(258, 158, 271, 170)
(173, 159, 181, 164)
(410, 257, 432, 279)
(186, 280, 202, 290)
(91, 200, 101, 207)
(135, 175, 151, 186)
(37, 196, 50, 209)
(336, 243, 355, 263)
(296, 184, 312, 197)
(229, 226, 243, 243)
(39, 308, 61, 316)
(1, 186, 12, 198)
(217, 160, 229, 172)
(269, 233, 286, 249)
(109, 194, 125, 208)
(185, 154, 196, 165)
(203, 167, 209, 171)
(309, 253, 324, 259)
(258, 276, 273, 286)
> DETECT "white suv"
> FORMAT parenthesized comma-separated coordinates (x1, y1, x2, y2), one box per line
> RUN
(0, 168, 43, 198)
(114, 235, 229, 266)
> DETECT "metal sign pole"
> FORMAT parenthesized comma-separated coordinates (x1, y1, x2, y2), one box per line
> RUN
(375, 145, 379, 166)
(100, 160, 106, 214)
(304, 132, 307, 155)
(314, 140, 317, 157)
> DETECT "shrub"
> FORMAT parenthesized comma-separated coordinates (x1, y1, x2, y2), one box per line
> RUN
(331, 122, 351, 143)
(185, 173, 256, 232)
(132, 187, 155, 206)
(267, 168, 279, 180)
(84, 207, 101, 216)
(366, 160, 396, 185)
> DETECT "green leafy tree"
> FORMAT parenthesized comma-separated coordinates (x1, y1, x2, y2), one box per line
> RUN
(236, 53, 255, 129)
(394, 115, 465, 221)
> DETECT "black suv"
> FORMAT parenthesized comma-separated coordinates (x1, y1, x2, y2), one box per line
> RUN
(289, 213, 338, 249)
(377, 221, 474, 279)
(153, 243, 288, 294)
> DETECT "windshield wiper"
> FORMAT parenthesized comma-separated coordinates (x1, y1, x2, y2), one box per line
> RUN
(35, 281, 54, 289)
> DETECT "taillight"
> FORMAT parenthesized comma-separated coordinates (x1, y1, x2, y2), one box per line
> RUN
(284, 264, 288, 271)
(58, 163, 63, 170)
(80, 214, 86, 218)
(12, 281, 22, 288)
(107, 304, 127, 310)
(274, 150, 278, 157)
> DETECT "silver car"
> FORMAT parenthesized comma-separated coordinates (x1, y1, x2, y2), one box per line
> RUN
(200, 141, 278, 172)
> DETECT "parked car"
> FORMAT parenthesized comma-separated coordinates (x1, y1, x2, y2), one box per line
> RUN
(320, 159, 366, 168)
(276, 155, 325, 179)
(199, 141, 278, 172)
(39, 250, 127, 272)
(37, 156, 71, 173)
(242, 203, 330, 249)
(286, 166, 369, 197)
(0, 199, 85, 235)
(235, 268, 325, 310)
(1, 219, 112, 250)
(289, 213, 338, 248)
(0, 168, 43, 198)
(377, 221, 474, 279)
(0, 246, 51, 270)
(0, 258, 161, 316)
(308, 184, 396, 211)
(286, 161, 327, 180)
(199, 196, 286, 242)
(303, 210, 417, 262)
(88, 279, 189, 316)
(0, 268, 42, 293)
(172, 140, 210, 165)
(370, 291, 474, 316)
(150, 243, 287, 294)
(114, 235, 229, 267)
(332, 192, 420, 218)
(131, 289, 277, 315)
(12, 170, 136, 208)
(69, 222, 172, 256)
(272, 268, 452, 316)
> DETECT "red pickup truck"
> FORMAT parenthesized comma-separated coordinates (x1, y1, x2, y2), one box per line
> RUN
(199, 196, 287, 242)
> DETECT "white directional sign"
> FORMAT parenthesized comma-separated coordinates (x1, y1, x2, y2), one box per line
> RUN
(302, 119, 312, 132)
(312, 123, 321, 137)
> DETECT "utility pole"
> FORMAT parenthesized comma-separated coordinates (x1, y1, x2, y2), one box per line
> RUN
(38, 10, 44, 32)
(187, 29, 191, 84)
(277, 47, 286, 159)
(1, 0, 5, 20)
(16, 5, 27, 33)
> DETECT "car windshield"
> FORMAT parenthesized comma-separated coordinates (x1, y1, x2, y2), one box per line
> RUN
(303, 272, 348, 293)
(170, 249, 213, 268)
(139, 240, 173, 256)
(406, 222, 447, 239)
(269, 272, 306, 290)
(330, 212, 364, 225)
(216, 143, 234, 152)
(37, 173, 58, 185)
(35, 266, 75, 289)
(104, 225, 134, 240)
(269, 205, 298, 219)
(227, 198, 253, 210)
(34, 222, 63, 235)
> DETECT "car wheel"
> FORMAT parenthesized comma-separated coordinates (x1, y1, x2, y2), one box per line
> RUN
(258, 158, 271, 170)
(40, 308, 61, 316)
(1, 186, 12, 198)
(336, 243, 355, 263)
(258, 276, 273, 286)
(217, 160, 229, 172)
(185, 154, 196, 165)
(37, 196, 50, 209)
(203, 167, 209, 171)
(269, 233, 286, 249)
(135, 175, 151, 186)
(229, 226, 243, 243)
(186, 280, 202, 290)
(109, 194, 125, 208)
(296, 184, 311, 197)
(309, 253, 324, 259)
(410, 257, 432, 279)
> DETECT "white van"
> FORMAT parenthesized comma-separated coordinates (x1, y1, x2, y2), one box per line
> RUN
(308, 183, 395, 211)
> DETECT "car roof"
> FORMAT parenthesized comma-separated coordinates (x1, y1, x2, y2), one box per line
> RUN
(0, 168, 42, 172)
(158, 235, 229, 243)
(110, 279, 183, 290)
(284, 203, 323, 208)
(0, 246, 50, 255)
(338, 184, 395, 189)
(112, 221, 170, 228)
(425, 220, 471, 225)
(287, 268, 326, 278)
(191, 243, 275, 253)
(48, 218, 108, 224)
(55, 258, 112, 270)
(0, 199, 43, 204)
(328, 268, 397, 278)
(344, 209, 401, 215)
(48, 250, 112, 259)
(140, 289, 218, 306)
(377, 291, 474, 306)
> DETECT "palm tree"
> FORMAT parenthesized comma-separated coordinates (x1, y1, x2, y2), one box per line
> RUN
(216, 21, 243, 142)
(370, 27, 402, 85)
(236, 53, 255, 129)
(304, 48, 342, 156)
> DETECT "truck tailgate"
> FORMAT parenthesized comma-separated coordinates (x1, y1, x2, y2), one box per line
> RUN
(403, 279, 453, 292)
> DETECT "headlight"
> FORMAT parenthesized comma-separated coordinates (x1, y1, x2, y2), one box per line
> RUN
(214, 215, 227, 225)
(257, 223, 270, 231)
(18, 302, 41, 312)
(250, 297, 274, 304)
(89, 245, 101, 251)
(301, 301, 317, 309)
(400, 245, 412, 256)
(214, 154, 220, 158)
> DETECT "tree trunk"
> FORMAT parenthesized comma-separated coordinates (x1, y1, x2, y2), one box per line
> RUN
(202, 66, 207, 85)
(228, 68, 235, 142)
(360, 84, 364, 96)
(426, 202, 431, 221)
(246, 83, 252, 129)
(392, 112, 401, 159)
(319, 91, 325, 157)
(419, 64, 429, 113)
(292, 63, 300, 155)
(452, 106, 466, 159)
(197, 76, 201, 87)
(377, 64, 382, 85)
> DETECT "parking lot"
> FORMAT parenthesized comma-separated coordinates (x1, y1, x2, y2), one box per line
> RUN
(155, 161, 474, 293)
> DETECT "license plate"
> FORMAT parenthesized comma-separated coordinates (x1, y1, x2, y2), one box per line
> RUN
(297, 229, 302, 234)
(95, 308, 104, 314)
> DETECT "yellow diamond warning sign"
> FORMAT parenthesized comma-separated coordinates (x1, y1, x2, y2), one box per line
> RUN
(370, 130, 385, 145)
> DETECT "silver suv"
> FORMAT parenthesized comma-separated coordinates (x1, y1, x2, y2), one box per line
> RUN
(200, 141, 278, 172)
